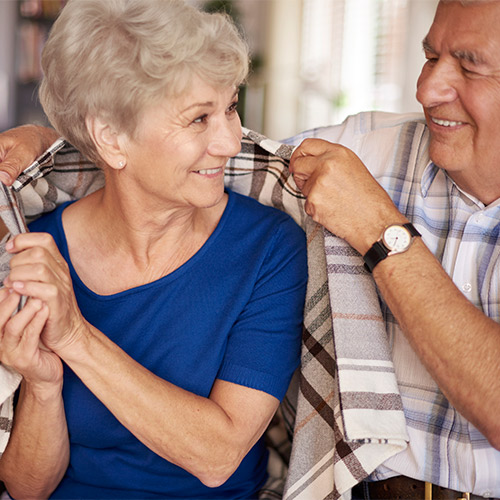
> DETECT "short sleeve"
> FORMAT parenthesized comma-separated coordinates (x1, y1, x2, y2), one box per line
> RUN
(216, 216, 307, 400)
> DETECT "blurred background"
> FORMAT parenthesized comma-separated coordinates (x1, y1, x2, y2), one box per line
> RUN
(0, 0, 438, 139)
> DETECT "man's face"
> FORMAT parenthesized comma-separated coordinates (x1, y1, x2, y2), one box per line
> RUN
(416, 0, 500, 204)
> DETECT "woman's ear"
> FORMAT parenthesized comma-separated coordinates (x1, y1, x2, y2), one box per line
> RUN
(86, 116, 127, 170)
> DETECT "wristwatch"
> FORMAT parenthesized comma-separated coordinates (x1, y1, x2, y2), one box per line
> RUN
(363, 223, 421, 273)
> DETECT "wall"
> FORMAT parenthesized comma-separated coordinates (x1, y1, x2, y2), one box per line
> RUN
(0, 1, 17, 131)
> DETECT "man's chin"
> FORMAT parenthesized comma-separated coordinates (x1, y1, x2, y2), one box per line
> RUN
(429, 142, 461, 172)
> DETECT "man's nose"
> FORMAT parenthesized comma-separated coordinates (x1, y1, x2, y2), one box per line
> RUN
(416, 59, 459, 108)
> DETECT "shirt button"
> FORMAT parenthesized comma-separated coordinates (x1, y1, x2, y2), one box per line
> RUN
(474, 212, 484, 223)
(462, 283, 472, 293)
(483, 492, 492, 498)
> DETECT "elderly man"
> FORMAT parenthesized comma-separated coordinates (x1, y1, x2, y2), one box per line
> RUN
(0, 0, 499, 499)
(287, 0, 500, 498)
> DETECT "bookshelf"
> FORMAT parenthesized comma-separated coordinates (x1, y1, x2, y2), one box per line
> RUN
(14, 0, 65, 127)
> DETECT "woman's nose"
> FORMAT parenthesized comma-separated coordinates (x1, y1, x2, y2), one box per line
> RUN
(208, 116, 242, 158)
(416, 58, 459, 109)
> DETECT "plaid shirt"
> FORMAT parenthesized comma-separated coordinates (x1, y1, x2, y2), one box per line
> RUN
(286, 111, 500, 498)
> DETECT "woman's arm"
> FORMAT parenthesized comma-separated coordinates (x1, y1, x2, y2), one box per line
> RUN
(55, 330, 278, 487)
(0, 290, 69, 498)
(3, 233, 284, 488)
(0, 126, 59, 186)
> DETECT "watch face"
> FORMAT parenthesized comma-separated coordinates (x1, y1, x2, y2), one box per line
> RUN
(382, 225, 412, 252)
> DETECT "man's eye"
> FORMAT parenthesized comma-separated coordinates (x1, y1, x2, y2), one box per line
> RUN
(461, 65, 477, 76)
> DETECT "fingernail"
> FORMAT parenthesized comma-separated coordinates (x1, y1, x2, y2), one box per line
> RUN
(12, 281, 24, 290)
(5, 240, 13, 251)
(0, 172, 12, 185)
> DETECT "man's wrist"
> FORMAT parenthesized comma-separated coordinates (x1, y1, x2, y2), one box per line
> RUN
(356, 215, 410, 255)
(363, 222, 421, 273)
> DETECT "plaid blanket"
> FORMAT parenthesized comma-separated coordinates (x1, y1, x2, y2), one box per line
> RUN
(0, 128, 409, 498)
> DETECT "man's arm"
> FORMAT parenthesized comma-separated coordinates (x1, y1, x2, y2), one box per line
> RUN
(290, 138, 500, 450)
(0, 126, 60, 185)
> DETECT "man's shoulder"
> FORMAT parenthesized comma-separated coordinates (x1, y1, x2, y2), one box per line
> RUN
(287, 111, 427, 146)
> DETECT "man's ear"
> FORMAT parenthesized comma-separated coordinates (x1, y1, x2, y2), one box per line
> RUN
(86, 116, 127, 170)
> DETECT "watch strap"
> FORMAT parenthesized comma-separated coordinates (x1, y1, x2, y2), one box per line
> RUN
(363, 223, 420, 273)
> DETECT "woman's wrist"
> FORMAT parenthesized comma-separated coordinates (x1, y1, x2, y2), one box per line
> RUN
(22, 378, 64, 404)
(52, 319, 94, 363)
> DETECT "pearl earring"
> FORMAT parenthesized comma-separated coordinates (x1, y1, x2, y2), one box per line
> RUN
(118, 160, 125, 168)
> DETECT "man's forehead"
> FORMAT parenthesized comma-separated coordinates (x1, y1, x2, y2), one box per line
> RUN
(430, 0, 500, 44)
(439, 0, 500, 4)
(423, 1, 500, 72)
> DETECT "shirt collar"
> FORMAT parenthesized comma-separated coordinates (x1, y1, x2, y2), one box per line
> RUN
(421, 160, 500, 211)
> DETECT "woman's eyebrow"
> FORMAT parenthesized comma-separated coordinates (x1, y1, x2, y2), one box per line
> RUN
(181, 90, 240, 113)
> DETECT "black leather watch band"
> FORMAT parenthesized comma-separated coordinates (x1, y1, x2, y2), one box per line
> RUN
(363, 223, 420, 273)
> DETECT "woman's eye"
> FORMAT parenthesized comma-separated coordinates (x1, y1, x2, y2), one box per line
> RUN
(192, 114, 208, 125)
(227, 101, 238, 114)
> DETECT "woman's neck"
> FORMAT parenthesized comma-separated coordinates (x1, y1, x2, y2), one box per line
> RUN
(61, 186, 228, 294)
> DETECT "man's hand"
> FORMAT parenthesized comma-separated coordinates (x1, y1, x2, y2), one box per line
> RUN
(290, 138, 407, 254)
(0, 125, 60, 186)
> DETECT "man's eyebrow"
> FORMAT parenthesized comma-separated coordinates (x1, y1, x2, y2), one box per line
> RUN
(422, 37, 435, 54)
(422, 36, 487, 66)
(452, 49, 486, 66)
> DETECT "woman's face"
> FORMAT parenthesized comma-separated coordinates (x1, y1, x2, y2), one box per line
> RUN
(121, 78, 242, 211)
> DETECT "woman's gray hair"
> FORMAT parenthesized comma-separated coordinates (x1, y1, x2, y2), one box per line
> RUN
(39, 0, 249, 165)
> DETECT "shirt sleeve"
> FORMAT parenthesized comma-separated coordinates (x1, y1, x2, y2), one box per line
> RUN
(216, 216, 307, 401)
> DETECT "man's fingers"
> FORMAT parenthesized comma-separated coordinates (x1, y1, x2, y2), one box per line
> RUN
(290, 138, 334, 162)
(0, 148, 37, 185)
(290, 139, 340, 191)
(0, 144, 38, 186)
(0, 125, 60, 186)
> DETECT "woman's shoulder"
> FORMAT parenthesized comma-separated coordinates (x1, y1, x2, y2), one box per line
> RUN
(27, 200, 73, 234)
(226, 189, 306, 255)
(228, 189, 300, 227)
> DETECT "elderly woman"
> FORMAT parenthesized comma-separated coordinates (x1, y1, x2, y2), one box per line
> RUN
(0, 0, 307, 498)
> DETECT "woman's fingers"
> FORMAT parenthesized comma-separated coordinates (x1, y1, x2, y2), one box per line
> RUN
(0, 288, 22, 336)
(4, 278, 59, 305)
(2, 298, 44, 353)
(3, 233, 72, 304)
(2, 232, 84, 354)
(6, 232, 60, 256)
(7, 234, 69, 279)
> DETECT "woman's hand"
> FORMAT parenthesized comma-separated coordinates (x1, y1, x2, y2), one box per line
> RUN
(3, 232, 87, 354)
(0, 125, 60, 186)
(0, 287, 63, 389)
